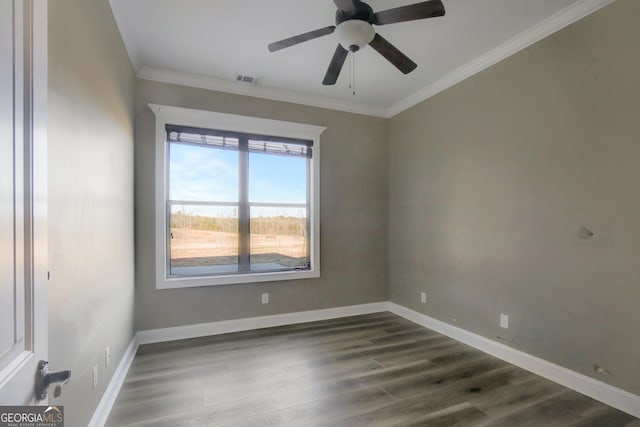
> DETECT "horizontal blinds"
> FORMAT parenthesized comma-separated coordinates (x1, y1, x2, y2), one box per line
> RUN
(247, 140, 310, 158)
(167, 124, 313, 158)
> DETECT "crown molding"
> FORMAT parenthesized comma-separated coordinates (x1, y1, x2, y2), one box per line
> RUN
(135, 0, 615, 119)
(137, 66, 389, 118)
(387, 0, 616, 116)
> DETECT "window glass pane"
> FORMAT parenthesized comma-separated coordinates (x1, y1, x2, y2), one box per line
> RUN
(249, 152, 307, 204)
(169, 143, 239, 202)
(169, 205, 239, 276)
(250, 207, 309, 271)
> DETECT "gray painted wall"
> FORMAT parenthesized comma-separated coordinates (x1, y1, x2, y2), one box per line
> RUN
(388, 0, 640, 396)
(48, 0, 135, 425)
(42, 0, 640, 423)
(134, 80, 389, 330)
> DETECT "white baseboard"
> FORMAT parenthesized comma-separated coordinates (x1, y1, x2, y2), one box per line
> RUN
(389, 302, 640, 418)
(88, 335, 139, 427)
(136, 302, 390, 345)
(90, 301, 640, 425)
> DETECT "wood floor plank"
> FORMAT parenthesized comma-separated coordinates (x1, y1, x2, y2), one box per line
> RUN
(326, 366, 524, 427)
(215, 386, 394, 427)
(379, 357, 509, 399)
(105, 313, 638, 427)
(566, 405, 638, 427)
(470, 375, 565, 419)
(117, 385, 393, 427)
(395, 403, 488, 427)
(481, 390, 612, 427)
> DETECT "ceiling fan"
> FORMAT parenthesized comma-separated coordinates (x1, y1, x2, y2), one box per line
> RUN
(268, 0, 446, 85)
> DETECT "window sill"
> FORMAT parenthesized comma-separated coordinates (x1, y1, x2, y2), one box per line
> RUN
(156, 268, 320, 289)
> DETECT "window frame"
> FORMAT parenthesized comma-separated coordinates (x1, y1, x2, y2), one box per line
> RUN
(151, 104, 325, 289)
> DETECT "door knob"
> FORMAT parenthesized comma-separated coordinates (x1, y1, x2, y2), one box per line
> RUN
(35, 360, 72, 401)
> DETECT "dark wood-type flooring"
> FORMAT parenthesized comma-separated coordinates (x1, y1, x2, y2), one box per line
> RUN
(106, 312, 639, 426)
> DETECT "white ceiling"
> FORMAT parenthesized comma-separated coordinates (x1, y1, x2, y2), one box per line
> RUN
(109, 0, 613, 117)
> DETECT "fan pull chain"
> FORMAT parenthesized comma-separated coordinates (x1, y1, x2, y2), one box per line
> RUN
(347, 52, 356, 96)
(352, 53, 356, 96)
(348, 53, 353, 91)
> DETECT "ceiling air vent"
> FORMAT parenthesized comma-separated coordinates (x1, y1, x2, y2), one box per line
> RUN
(236, 74, 256, 85)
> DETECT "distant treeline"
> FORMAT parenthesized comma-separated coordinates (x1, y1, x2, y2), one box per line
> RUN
(171, 212, 307, 237)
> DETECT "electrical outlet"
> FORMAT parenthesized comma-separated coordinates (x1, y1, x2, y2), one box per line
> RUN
(92, 365, 98, 390)
(105, 346, 111, 368)
(261, 293, 269, 304)
(420, 292, 427, 303)
(500, 314, 509, 329)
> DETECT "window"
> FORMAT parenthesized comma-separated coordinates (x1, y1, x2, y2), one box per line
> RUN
(152, 105, 325, 288)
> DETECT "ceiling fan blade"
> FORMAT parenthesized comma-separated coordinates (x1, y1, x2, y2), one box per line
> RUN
(372, 0, 445, 25)
(333, 0, 357, 14)
(268, 26, 336, 52)
(322, 44, 349, 85)
(369, 33, 417, 74)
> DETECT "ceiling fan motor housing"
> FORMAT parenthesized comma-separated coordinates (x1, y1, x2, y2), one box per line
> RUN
(335, 1, 375, 52)
(335, 1, 374, 25)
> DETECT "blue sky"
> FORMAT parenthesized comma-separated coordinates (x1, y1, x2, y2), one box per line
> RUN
(169, 143, 307, 217)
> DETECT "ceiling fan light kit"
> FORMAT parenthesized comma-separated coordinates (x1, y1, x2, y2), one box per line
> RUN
(335, 20, 375, 52)
(267, 0, 446, 87)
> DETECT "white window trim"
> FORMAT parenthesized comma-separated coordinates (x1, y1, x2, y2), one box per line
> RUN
(150, 104, 325, 289)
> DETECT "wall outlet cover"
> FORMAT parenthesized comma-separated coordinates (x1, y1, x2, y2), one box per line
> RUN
(500, 314, 509, 329)
(420, 292, 427, 303)
(92, 365, 98, 390)
(261, 293, 269, 304)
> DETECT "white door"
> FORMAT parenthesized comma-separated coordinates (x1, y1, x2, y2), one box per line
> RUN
(0, 0, 48, 405)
